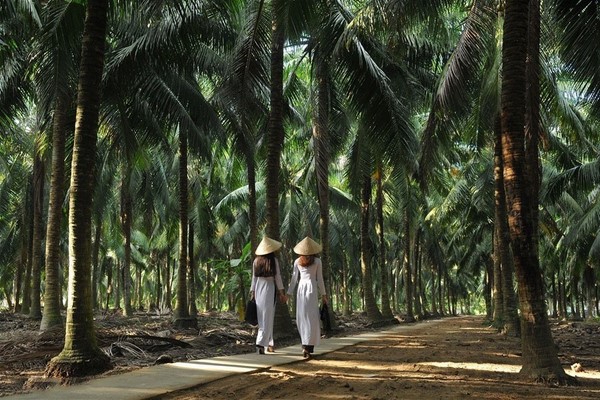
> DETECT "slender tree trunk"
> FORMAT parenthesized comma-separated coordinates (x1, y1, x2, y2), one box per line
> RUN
(41, 94, 70, 330)
(21, 177, 34, 315)
(114, 260, 121, 309)
(313, 53, 337, 327)
(135, 264, 142, 310)
(584, 265, 595, 319)
(494, 117, 520, 335)
(375, 164, 393, 319)
(403, 208, 414, 321)
(120, 168, 133, 317)
(413, 230, 422, 318)
(569, 278, 577, 318)
(430, 260, 438, 316)
(13, 242, 24, 312)
(15, 197, 31, 313)
(360, 175, 383, 322)
(550, 273, 558, 318)
(152, 251, 160, 310)
(91, 216, 102, 309)
(484, 256, 493, 319)
(556, 274, 563, 319)
(266, 5, 293, 339)
(29, 146, 45, 320)
(341, 255, 351, 316)
(439, 267, 445, 316)
(392, 261, 398, 315)
(492, 135, 505, 326)
(525, 0, 541, 251)
(204, 261, 210, 311)
(164, 256, 172, 309)
(246, 149, 258, 254)
(104, 258, 112, 311)
(188, 222, 197, 317)
(46, 0, 111, 377)
(173, 129, 196, 328)
(501, 0, 569, 383)
(265, 15, 285, 242)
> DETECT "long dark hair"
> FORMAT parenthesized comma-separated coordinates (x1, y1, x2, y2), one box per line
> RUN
(298, 255, 315, 267)
(254, 253, 276, 277)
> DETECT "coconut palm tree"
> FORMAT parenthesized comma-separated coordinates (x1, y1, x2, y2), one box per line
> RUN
(500, 0, 569, 383)
(38, 0, 84, 330)
(46, 0, 112, 378)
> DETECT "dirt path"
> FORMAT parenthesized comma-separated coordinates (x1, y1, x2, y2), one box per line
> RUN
(158, 316, 600, 400)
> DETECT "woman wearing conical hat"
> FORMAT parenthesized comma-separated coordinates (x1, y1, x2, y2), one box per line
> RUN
(250, 236, 286, 354)
(286, 236, 328, 359)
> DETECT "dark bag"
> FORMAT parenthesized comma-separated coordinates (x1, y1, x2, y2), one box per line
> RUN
(320, 303, 332, 331)
(245, 298, 258, 326)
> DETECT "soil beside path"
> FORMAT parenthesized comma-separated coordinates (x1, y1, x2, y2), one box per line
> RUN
(158, 316, 600, 400)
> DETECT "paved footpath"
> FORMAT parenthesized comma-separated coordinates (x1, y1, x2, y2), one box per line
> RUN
(7, 319, 444, 400)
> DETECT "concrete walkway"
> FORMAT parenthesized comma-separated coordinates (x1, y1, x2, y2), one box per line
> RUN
(7, 320, 443, 400)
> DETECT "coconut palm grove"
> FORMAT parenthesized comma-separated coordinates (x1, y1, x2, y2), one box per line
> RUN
(1, 0, 599, 386)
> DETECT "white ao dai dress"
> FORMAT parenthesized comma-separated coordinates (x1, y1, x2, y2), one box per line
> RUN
(287, 257, 326, 349)
(251, 259, 284, 348)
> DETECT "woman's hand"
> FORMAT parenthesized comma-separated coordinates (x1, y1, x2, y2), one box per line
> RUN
(278, 290, 288, 304)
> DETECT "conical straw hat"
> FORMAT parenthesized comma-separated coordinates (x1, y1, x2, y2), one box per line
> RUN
(255, 236, 282, 255)
(293, 236, 322, 255)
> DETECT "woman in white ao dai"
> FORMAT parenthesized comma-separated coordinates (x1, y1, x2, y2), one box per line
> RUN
(287, 237, 328, 359)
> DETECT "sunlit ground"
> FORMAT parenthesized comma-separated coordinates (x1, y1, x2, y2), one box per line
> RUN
(158, 316, 600, 400)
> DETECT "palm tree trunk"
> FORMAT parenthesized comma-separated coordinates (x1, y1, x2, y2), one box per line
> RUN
(14, 214, 28, 312)
(557, 268, 566, 319)
(246, 149, 258, 254)
(418, 250, 425, 315)
(501, 0, 569, 383)
(29, 146, 45, 320)
(313, 52, 337, 327)
(13, 248, 24, 312)
(360, 174, 383, 322)
(341, 255, 351, 316)
(584, 265, 595, 320)
(151, 251, 159, 310)
(21, 191, 34, 315)
(375, 164, 393, 319)
(41, 94, 69, 330)
(494, 117, 520, 335)
(188, 222, 198, 316)
(114, 260, 121, 309)
(403, 208, 414, 321)
(46, 0, 111, 378)
(484, 256, 493, 319)
(439, 266, 445, 316)
(173, 128, 196, 328)
(92, 215, 102, 309)
(492, 119, 505, 327)
(204, 260, 211, 311)
(120, 168, 133, 317)
(104, 258, 112, 311)
(525, 0, 541, 250)
(430, 260, 438, 316)
(413, 229, 423, 318)
(265, 16, 285, 241)
(266, 5, 293, 339)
